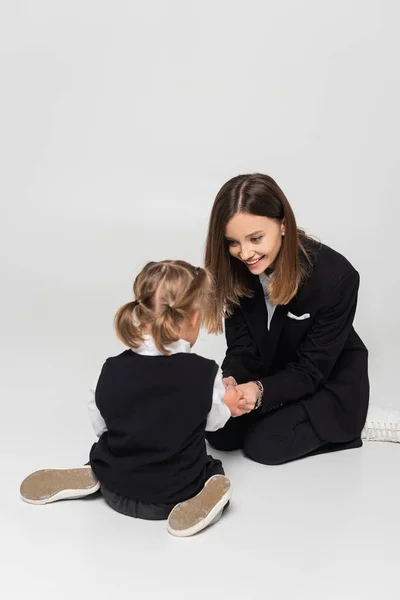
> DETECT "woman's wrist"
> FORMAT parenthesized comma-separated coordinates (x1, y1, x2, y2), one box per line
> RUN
(252, 380, 264, 410)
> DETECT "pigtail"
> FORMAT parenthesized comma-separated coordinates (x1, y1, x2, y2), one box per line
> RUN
(114, 300, 144, 349)
(152, 304, 186, 354)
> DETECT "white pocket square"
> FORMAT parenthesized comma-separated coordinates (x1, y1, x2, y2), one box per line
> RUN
(287, 311, 310, 321)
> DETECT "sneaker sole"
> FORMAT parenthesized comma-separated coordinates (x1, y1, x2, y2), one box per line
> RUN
(362, 436, 400, 443)
(167, 474, 232, 538)
(20, 466, 100, 505)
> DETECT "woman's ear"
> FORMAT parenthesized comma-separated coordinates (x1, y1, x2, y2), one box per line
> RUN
(281, 219, 286, 236)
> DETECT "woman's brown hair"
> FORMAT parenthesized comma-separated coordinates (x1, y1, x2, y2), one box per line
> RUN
(114, 260, 213, 355)
(204, 173, 312, 334)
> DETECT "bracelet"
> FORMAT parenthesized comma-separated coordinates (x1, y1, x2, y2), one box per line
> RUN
(252, 380, 264, 410)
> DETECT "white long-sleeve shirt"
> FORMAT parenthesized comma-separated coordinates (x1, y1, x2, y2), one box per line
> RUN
(88, 336, 231, 437)
(259, 272, 276, 330)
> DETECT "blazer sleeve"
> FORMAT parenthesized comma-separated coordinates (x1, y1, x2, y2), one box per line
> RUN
(258, 268, 360, 412)
(222, 305, 266, 384)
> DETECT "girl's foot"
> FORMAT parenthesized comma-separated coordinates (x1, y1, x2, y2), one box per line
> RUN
(362, 405, 400, 443)
(20, 466, 100, 505)
(167, 474, 232, 538)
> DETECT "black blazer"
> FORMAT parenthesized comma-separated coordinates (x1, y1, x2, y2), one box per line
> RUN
(222, 240, 369, 443)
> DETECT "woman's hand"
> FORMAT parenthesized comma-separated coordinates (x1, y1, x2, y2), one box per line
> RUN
(222, 376, 238, 388)
(222, 386, 248, 417)
(235, 382, 259, 412)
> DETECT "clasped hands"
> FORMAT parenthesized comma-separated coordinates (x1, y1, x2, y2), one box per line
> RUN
(221, 376, 259, 417)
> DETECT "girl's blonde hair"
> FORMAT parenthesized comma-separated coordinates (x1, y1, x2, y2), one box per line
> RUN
(115, 260, 214, 355)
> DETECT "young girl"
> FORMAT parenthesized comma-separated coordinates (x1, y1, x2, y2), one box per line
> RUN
(20, 260, 246, 537)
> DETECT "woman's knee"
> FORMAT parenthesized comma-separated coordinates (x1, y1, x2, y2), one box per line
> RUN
(205, 431, 243, 452)
(205, 416, 249, 451)
(243, 413, 323, 465)
(243, 434, 291, 465)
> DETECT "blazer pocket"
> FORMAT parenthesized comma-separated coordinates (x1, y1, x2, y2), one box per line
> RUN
(287, 311, 310, 321)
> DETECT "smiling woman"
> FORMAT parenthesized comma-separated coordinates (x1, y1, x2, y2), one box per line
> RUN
(204, 173, 398, 466)
(205, 174, 313, 333)
(225, 215, 284, 272)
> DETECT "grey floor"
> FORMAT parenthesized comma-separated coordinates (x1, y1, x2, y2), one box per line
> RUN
(7, 436, 400, 600)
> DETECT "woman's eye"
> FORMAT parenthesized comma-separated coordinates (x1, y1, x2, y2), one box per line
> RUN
(251, 237, 262, 243)
(226, 240, 238, 246)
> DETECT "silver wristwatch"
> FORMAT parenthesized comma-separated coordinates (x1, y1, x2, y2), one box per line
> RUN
(252, 380, 264, 410)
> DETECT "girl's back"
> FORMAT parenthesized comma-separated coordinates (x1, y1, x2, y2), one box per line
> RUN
(91, 347, 220, 504)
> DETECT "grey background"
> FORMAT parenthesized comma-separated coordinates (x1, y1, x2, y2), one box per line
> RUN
(2, 3, 400, 599)
(2, 2, 398, 432)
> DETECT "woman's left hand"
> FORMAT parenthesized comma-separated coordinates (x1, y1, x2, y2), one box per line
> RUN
(235, 382, 259, 412)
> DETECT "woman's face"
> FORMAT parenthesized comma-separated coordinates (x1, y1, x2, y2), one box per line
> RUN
(225, 212, 285, 275)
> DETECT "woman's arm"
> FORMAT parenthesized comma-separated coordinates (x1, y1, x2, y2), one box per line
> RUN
(255, 267, 360, 412)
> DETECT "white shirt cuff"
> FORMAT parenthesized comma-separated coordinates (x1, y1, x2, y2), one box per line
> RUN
(205, 367, 231, 432)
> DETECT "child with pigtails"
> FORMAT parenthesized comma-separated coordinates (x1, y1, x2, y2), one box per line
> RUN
(20, 260, 248, 537)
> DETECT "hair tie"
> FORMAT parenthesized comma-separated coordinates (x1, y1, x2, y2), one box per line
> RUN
(133, 299, 141, 307)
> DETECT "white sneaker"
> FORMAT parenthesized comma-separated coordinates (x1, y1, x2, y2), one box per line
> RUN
(20, 466, 100, 505)
(167, 474, 231, 538)
(361, 405, 400, 443)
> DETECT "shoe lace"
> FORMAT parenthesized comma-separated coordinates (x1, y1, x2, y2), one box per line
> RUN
(364, 420, 400, 442)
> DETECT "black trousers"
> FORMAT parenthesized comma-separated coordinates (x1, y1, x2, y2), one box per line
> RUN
(100, 485, 176, 520)
(90, 454, 225, 521)
(206, 404, 362, 465)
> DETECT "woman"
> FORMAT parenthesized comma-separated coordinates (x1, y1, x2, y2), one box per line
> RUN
(204, 173, 393, 465)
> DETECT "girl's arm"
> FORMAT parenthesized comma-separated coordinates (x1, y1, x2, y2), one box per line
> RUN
(88, 373, 108, 437)
(206, 367, 247, 431)
(205, 367, 231, 431)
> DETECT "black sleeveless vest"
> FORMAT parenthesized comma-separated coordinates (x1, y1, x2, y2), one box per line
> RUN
(90, 350, 219, 504)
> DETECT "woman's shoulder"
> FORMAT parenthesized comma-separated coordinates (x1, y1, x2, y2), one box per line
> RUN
(300, 238, 359, 301)
(304, 237, 357, 278)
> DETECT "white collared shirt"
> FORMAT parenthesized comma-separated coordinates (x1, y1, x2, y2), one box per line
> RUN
(88, 336, 231, 436)
(259, 272, 276, 330)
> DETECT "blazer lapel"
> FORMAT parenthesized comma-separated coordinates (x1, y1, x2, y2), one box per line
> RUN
(240, 277, 269, 366)
(262, 304, 286, 373)
(240, 276, 294, 375)
(239, 240, 317, 375)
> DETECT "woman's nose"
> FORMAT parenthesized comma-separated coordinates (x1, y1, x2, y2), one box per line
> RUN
(239, 245, 254, 261)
